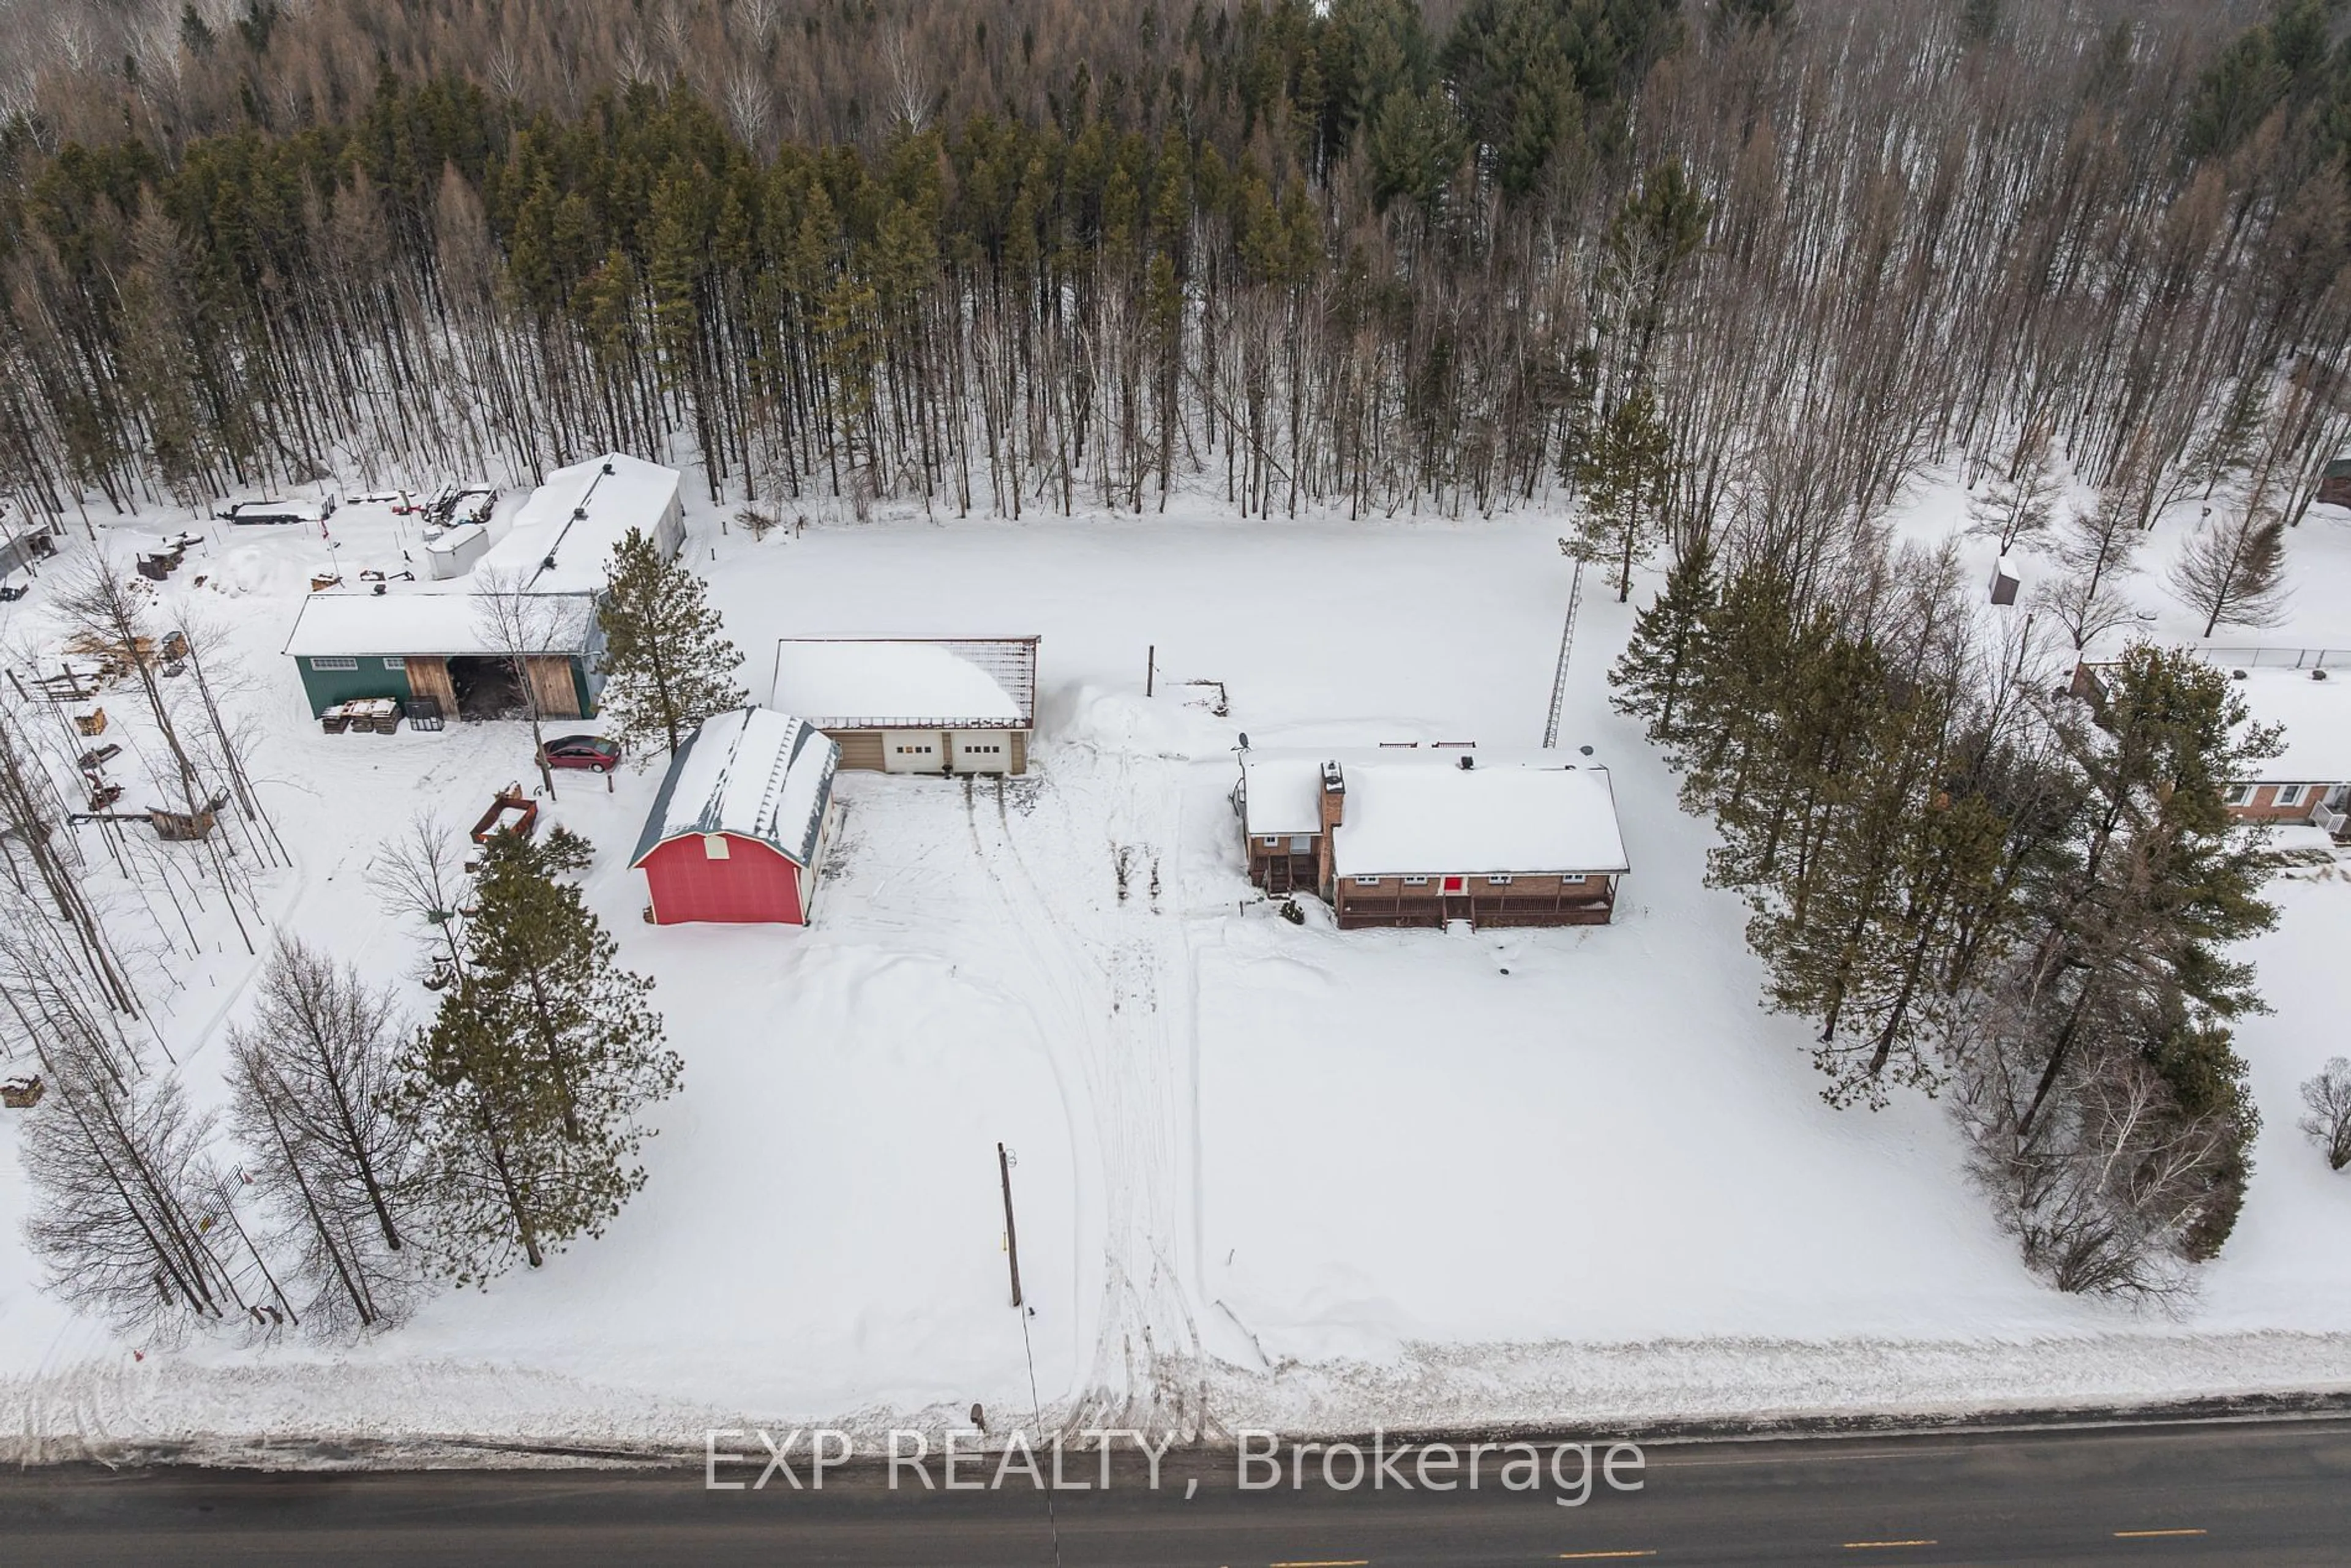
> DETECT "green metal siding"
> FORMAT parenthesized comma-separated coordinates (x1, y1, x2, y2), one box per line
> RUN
(295, 656, 413, 716)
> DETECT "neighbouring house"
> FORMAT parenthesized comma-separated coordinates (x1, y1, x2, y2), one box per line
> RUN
(2220, 668, 2351, 835)
(768, 637, 1040, 775)
(2317, 457, 2351, 510)
(1235, 746, 1630, 929)
(282, 452, 684, 722)
(631, 707, 841, 926)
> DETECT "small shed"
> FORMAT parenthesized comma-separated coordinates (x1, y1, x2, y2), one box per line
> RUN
(631, 707, 841, 925)
(768, 637, 1039, 775)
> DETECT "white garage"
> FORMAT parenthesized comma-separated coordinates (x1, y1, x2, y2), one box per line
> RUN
(770, 637, 1040, 776)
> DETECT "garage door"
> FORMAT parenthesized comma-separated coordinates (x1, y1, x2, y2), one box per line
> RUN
(881, 730, 947, 774)
(949, 732, 1014, 773)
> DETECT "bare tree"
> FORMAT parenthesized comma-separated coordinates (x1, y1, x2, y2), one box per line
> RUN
(22, 1045, 242, 1330)
(2301, 1059, 2351, 1172)
(367, 809, 470, 980)
(50, 553, 205, 816)
(225, 940, 424, 1330)
(2168, 507, 2291, 639)
(1967, 424, 2062, 553)
(473, 568, 579, 800)
(2040, 492, 2145, 651)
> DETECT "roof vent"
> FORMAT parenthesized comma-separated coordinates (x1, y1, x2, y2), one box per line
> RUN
(602, 460, 615, 475)
(1580, 745, 1594, 756)
(542, 553, 559, 571)
(1459, 754, 1475, 771)
(2314, 669, 2330, 681)
(572, 506, 589, 520)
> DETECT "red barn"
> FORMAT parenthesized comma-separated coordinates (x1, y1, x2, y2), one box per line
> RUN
(631, 707, 841, 925)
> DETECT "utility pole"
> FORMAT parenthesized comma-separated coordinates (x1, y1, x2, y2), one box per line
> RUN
(997, 1141, 1024, 1309)
(1144, 645, 1156, 699)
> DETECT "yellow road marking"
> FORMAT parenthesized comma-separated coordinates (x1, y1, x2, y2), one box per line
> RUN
(2114, 1529, 2208, 1539)
(1843, 1543, 1938, 1551)
(1558, 1553, 1659, 1561)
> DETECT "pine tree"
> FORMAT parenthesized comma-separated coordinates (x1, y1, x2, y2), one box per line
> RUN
(1609, 534, 1717, 754)
(1570, 386, 1672, 602)
(594, 527, 749, 757)
(1954, 647, 2281, 1295)
(396, 833, 680, 1283)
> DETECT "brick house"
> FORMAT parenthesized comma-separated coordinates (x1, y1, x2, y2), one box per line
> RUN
(1235, 746, 1629, 929)
(2221, 669, 2351, 836)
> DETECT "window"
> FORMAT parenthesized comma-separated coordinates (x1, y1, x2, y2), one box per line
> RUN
(310, 656, 358, 671)
(702, 834, 730, 860)
(1354, 876, 1381, 887)
(2278, 784, 2307, 807)
(1487, 875, 1513, 886)
(1562, 874, 1586, 885)
(383, 657, 407, 670)
(1401, 876, 1430, 887)
(1288, 836, 1313, 853)
(1261, 836, 1281, 849)
(2224, 783, 2252, 806)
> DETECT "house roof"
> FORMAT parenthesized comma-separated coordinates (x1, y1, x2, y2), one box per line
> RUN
(1240, 746, 1630, 876)
(282, 589, 594, 659)
(768, 637, 1038, 729)
(476, 452, 681, 594)
(1334, 757, 1629, 877)
(2229, 669, 2351, 782)
(631, 707, 839, 869)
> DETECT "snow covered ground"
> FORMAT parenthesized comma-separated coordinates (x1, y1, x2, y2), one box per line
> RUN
(2, 473, 2350, 1463)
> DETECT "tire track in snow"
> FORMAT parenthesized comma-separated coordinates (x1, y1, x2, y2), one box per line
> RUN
(961, 745, 1206, 1438)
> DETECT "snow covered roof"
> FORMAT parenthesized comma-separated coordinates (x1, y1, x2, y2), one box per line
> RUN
(476, 452, 681, 594)
(2229, 669, 2351, 782)
(1333, 761, 1627, 877)
(631, 707, 839, 869)
(282, 590, 594, 658)
(1238, 748, 1629, 877)
(768, 637, 1038, 729)
(1239, 752, 1336, 838)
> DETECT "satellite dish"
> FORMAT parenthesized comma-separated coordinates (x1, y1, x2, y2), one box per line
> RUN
(1238, 732, 1251, 750)
(1580, 745, 1594, 756)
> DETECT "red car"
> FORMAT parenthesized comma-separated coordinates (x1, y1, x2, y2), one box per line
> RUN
(540, 735, 621, 772)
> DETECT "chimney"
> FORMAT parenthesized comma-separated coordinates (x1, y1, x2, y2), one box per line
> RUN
(1319, 760, 1346, 832)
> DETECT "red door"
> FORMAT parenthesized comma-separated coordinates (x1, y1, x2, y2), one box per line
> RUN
(1441, 876, 1465, 894)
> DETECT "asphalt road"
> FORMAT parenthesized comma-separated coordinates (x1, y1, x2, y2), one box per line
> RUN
(4, 1417, 2349, 1566)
